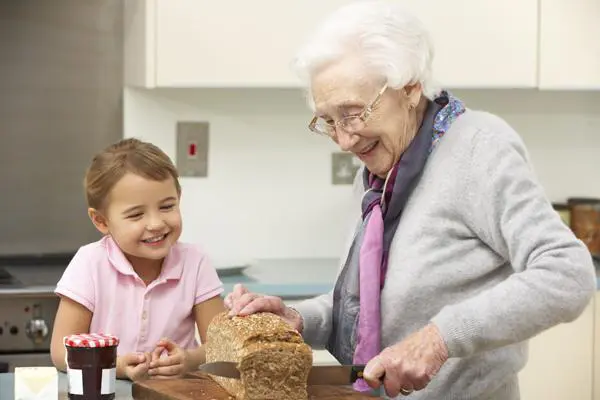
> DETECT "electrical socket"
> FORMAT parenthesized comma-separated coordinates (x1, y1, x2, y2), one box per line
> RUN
(176, 121, 209, 177)
(331, 152, 361, 185)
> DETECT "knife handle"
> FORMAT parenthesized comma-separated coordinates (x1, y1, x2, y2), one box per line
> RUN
(351, 365, 385, 383)
(350, 365, 366, 383)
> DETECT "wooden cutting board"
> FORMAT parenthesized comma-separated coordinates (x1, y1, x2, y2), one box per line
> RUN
(132, 371, 379, 399)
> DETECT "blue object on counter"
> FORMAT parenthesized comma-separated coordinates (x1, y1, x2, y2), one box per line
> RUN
(218, 273, 333, 299)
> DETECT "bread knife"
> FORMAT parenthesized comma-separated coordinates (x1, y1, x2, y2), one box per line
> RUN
(198, 361, 367, 385)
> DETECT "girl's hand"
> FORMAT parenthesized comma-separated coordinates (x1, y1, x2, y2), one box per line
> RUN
(148, 338, 189, 378)
(119, 352, 151, 382)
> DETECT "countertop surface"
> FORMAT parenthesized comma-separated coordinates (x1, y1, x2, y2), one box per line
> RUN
(0, 258, 340, 299)
(1, 257, 599, 300)
(219, 258, 338, 299)
(0, 372, 133, 400)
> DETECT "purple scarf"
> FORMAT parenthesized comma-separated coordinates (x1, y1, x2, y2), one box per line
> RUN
(351, 92, 465, 391)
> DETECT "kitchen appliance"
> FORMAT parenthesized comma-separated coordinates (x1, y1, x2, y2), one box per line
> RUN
(568, 197, 600, 257)
(0, 0, 122, 368)
(199, 361, 368, 386)
(0, 295, 59, 371)
(0, 261, 69, 372)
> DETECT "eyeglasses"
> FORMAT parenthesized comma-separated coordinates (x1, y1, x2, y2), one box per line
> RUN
(308, 84, 388, 137)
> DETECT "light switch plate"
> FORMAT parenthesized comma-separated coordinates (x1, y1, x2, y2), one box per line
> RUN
(176, 121, 209, 177)
(331, 152, 360, 185)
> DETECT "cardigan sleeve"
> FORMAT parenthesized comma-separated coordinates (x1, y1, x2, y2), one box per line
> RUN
(430, 119, 596, 358)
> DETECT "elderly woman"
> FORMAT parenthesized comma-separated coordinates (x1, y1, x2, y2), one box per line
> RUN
(225, 1, 596, 399)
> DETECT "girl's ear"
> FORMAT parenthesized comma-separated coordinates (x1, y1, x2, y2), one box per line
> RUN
(88, 208, 110, 235)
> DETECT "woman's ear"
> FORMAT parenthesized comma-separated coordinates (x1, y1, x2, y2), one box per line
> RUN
(404, 82, 423, 109)
(88, 208, 110, 235)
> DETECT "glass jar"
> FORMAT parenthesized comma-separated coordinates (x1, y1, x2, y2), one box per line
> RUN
(568, 197, 600, 257)
(64, 333, 119, 400)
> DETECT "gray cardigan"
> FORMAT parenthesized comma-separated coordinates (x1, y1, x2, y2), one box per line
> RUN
(294, 109, 596, 400)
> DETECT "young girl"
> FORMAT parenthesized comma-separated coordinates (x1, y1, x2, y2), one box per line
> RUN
(50, 138, 226, 381)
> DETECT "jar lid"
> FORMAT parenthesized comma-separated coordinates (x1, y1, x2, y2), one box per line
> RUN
(568, 197, 600, 205)
(64, 333, 119, 348)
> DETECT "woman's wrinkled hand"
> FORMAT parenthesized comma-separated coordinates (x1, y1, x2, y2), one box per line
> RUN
(224, 284, 304, 332)
(363, 323, 449, 397)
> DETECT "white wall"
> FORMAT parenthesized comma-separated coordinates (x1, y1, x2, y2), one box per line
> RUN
(124, 88, 600, 263)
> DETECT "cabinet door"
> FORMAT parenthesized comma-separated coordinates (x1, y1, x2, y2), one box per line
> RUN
(518, 299, 594, 400)
(153, 0, 537, 88)
(539, 0, 600, 89)
(154, 0, 352, 87)
(594, 293, 600, 400)
(402, 0, 538, 88)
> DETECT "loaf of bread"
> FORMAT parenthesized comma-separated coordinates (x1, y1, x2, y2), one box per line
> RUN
(205, 311, 313, 400)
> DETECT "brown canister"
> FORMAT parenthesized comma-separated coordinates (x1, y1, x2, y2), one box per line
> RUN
(568, 197, 600, 257)
(64, 333, 119, 400)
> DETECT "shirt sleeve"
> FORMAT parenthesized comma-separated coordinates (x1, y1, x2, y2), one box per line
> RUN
(430, 120, 596, 359)
(292, 292, 335, 348)
(55, 247, 96, 312)
(193, 249, 224, 304)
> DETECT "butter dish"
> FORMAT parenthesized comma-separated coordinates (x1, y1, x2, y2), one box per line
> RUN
(14, 366, 58, 400)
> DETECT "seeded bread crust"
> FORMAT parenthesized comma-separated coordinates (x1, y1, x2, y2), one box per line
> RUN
(205, 312, 313, 400)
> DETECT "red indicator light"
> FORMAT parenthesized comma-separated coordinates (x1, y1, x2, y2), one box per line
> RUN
(188, 143, 197, 157)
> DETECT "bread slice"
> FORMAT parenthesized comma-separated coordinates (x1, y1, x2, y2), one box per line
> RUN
(205, 311, 313, 400)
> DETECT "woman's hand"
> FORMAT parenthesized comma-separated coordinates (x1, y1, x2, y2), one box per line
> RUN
(363, 323, 449, 397)
(224, 284, 304, 332)
(148, 338, 189, 378)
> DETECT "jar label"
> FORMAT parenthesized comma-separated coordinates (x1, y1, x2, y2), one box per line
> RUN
(66, 368, 116, 395)
(101, 368, 116, 394)
(67, 368, 83, 395)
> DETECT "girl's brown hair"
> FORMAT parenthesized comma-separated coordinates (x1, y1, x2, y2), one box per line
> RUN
(84, 138, 181, 210)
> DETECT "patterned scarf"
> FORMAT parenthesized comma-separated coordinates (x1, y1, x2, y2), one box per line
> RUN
(325, 91, 466, 392)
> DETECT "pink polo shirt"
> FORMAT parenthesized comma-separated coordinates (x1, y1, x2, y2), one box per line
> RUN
(55, 236, 223, 356)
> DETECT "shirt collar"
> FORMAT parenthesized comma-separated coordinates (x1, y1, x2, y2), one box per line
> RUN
(103, 235, 184, 282)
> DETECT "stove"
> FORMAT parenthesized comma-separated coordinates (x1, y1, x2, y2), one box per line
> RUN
(0, 268, 22, 288)
(0, 254, 73, 372)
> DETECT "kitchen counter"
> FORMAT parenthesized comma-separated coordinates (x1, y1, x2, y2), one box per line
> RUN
(0, 258, 340, 300)
(0, 372, 133, 400)
(218, 258, 338, 300)
(1, 258, 599, 300)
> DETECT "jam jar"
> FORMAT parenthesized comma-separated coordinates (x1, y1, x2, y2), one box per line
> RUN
(64, 333, 119, 400)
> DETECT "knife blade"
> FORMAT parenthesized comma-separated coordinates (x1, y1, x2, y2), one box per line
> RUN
(198, 362, 367, 385)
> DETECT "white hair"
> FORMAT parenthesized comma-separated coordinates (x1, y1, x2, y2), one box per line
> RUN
(292, 0, 440, 108)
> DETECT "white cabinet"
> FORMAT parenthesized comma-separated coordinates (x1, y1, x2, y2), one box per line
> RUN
(125, 0, 538, 88)
(539, 0, 600, 89)
(594, 293, 600, 400)
(402, 0, 538, 88)
(518, 298, 595, 400)
(152, 0, 350, 88)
